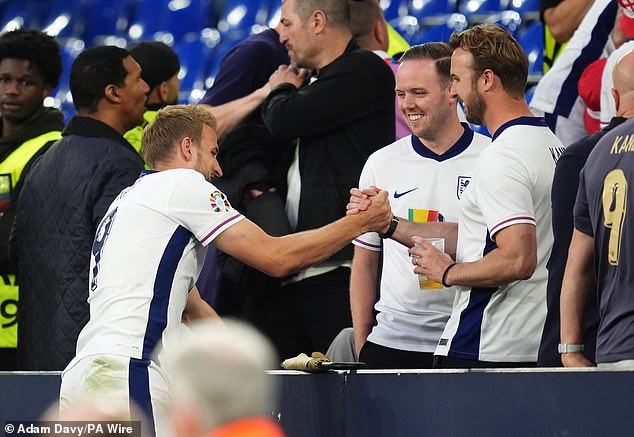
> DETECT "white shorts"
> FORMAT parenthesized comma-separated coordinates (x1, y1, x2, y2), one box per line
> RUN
(59, 354, 171, 436)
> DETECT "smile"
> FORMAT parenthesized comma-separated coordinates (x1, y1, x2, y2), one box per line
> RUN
(408, 114, 422, 121)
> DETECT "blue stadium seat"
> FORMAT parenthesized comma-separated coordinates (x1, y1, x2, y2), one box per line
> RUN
(459, 0, 509, 24)
(518, 21, 543, 84)
(380, 0, 408, 22)
(40, 0, 91, 40)
(388, 15, 420, 42)
(408, 0, 458, 25)
(482, 10, 522, 37)
(175, 36, 218, 103)
(411, 13, 467, 45)
(128, 0, 214, 45)
(509, 0, 539, 22)
(216, 0, 271, 44)
(82, 0, 135, 46)
(0, 0, 47, 32)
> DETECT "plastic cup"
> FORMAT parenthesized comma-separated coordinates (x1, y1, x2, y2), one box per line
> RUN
(415, 238, 445, 290)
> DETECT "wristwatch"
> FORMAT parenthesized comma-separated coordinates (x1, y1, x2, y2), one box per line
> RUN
(558, 343, 584, 354)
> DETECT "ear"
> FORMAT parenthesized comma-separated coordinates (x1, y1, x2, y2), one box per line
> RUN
(374, 20, 389, 52)
(312, 10, 327, 34)
(612, 87, 621, 113)
(41, 85, 53, 100)
(104, 83, 122, 103)
(480, 69, 495, 92)
(179, 136, 194, 162)
(158, 81, 169, 103)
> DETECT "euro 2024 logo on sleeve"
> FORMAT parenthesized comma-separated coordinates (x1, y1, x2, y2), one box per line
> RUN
(457, 176, 471, 199)
(210, 190, 232, 212)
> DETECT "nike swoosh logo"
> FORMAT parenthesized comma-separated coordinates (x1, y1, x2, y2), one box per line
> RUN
(393, 188, 418, 198)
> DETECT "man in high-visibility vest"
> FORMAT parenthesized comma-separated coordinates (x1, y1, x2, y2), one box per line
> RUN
(124, 41, 180, 159)
(0, 29, 64, 370)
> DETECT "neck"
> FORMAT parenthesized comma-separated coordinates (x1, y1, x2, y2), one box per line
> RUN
(313, 32, 351, 71)
(77, 110, 129, 135)
(1, 118, 18, 138)
(484, 93, 534, 136)
(419, 117, 465, 155)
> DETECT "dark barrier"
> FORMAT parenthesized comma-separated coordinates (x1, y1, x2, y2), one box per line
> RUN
(2, 369, 633, 436)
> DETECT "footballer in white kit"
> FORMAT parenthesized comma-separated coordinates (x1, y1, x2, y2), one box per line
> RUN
(354, 126, 489, 354)
(435, 117, 565, 363)
(60, 168, 243, 435)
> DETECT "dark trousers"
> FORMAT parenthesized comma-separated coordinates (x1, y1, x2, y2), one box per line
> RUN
(244, 267, 352, 363)
(360, 341, 434, 369)
(433, 355, 537, 369)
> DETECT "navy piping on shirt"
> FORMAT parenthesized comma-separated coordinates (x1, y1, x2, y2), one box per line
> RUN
(411, 123, 474, 161)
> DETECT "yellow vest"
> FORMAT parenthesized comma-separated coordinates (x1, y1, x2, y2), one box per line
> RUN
(543, 25, 567, 74)
(387, 24, 411, 58)
(123, 110, 158, 165)
(0, 130, 62, 349)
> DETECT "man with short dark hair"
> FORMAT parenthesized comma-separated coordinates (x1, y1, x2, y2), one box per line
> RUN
(13, 45, 148, 370)
(0, 28, 64, 370)
(124, 40, 181, 156)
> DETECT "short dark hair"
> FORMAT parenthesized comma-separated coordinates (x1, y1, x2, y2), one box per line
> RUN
(292, 0, 350, 29)
(449, 24, 528, 98)
(69, 46, 130, 113)
(0, 29, 62, 88)
(128, 41, 180, 90)
(399, 42, 453, 85)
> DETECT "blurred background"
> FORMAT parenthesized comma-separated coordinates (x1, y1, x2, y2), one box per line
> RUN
(0, 0, 543, 119)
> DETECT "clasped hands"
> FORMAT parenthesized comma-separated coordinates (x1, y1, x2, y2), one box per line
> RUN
(347, 186, 454, 283)
(268, 64, 311, 89)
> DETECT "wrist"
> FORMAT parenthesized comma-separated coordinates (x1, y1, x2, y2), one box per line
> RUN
(379, 215, 399, 239)
(441, 262, 457, 287)
(558, 343, 584, 354)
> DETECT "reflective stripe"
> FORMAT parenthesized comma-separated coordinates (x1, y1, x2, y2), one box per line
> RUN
(0, 130, 62, 189)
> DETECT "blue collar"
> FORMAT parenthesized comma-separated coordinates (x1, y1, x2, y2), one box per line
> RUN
(140, 169, 158, 177)
(411, 123, 474, 162)
(491, 116, 547, 141)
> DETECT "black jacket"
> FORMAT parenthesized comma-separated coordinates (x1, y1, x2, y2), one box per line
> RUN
(262, 40, 395, 262)
(13, 116, 144, 370)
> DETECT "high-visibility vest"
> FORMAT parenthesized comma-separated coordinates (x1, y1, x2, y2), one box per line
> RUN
(543, 25, 567, 74)
(123, 110, 158, 164)
(387, 24, 410, 58)
(0, 130, 62, 349)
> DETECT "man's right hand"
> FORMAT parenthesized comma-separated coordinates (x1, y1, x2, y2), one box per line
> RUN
(347, 186, 381, 215)
(357, 189, 392, 234)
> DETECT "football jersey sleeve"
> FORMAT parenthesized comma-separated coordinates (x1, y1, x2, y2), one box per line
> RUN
(168, 171, 243, 246)
(475, 147, 536, 239)
(352, 156, 382, 252)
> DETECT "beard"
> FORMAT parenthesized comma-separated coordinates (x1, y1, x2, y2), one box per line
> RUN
(463, 88, 487, 126)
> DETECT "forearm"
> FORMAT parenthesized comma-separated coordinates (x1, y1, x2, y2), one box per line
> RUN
(391, 218, 458, 256)
(350, 248, 380, 358)
(182, 286, 220, 323)
(560, 232, 595, 345)
(543, 0, 593, 43)
(201, 85, 269, 139)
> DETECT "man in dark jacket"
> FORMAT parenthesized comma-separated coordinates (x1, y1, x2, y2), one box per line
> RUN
(12, 46, 148, 370)
(260, 0, 395, 359)
(0, 29, 64, 370)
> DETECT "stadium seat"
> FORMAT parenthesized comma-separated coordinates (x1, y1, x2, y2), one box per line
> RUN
(410, 13, 467, 45)
(408, 0, 458, 25)
(459, 0, 509, 24)
(509, 0, 539, 22)
(388, 15, 420, 42)
(175, 36, 218, 103)
(216, 0, 271, 44)
(127, 0, 214, 45)
(380, 0, 408, 22)
(518, 21, 544, 84)
(40, 0, 91, 40)
(482, 10, 522, 37)
(0, 0, 47, 32)
(82, 0, 135, 46)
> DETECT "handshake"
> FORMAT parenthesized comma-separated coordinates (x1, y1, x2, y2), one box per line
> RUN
(345, 186, 394, 236)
